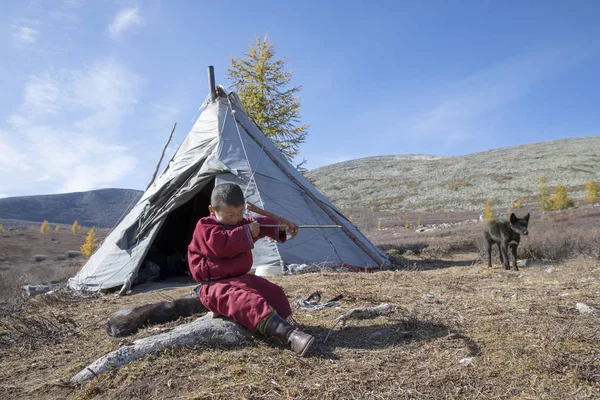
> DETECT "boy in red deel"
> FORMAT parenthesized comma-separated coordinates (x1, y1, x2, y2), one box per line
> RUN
(187, 183, 315, 356)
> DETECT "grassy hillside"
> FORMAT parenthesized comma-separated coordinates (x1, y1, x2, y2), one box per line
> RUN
(306, 136, 600, 212)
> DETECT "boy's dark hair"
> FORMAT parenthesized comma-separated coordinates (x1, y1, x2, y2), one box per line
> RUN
(210, 183, 245, 210)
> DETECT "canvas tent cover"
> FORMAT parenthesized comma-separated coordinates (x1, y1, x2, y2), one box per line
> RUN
(68, 90, 388, 292)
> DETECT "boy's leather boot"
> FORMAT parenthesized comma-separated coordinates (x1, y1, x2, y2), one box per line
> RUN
(263, 314, 315, 356)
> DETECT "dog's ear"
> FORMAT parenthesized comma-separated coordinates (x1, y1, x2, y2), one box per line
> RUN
(509, 213, 517, 223)
(524, 213, 530, 222)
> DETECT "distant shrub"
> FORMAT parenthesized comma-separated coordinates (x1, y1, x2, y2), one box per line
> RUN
(483, 201, 493, 220)
(81, 227, 98, 258)
(417, 215, 422, 226)
(519, 226, 600, 261)
(516, 199, 523, 208)
(0, 224, 3, 233)
(40, 220, 50, 234)
(405, 221, 409, 229)
(583, 179, 598, 203)
(549, 184, 574, 210)
(377, 220, 382, 231)
(55, 225, 61, 231)
(71, 220, 80, 234)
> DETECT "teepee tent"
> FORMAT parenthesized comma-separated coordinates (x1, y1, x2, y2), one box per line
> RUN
(68, 69, 388, 293)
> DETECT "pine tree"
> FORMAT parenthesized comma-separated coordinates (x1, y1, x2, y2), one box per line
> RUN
(549, 184, 574, 210)
(537, 175, 552, 211)
(583, 179, 598, 203)
(71, 220, 80, 234)
(228, 35, 308, 160)
(483, 201, 493, 220)
(81, 227, 98, 258)
(40, 220, 50, 234)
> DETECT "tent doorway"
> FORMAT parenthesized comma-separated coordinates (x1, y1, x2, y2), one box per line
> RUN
(138, 178, 215, 283)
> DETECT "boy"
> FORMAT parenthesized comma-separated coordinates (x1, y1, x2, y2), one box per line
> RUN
(188, 183, 315, 356)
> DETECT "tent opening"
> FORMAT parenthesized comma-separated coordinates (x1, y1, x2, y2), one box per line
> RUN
(137, 178, 215, 283)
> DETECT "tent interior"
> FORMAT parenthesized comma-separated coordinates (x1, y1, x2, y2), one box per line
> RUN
(135, 178, 215, 285)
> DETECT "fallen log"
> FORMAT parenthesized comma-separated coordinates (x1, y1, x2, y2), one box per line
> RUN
(72, 313, 249, 383)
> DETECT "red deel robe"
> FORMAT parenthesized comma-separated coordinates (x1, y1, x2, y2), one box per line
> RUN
(187, 215, 292, 330)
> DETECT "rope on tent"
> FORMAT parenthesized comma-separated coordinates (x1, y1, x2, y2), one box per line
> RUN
(226, 104, 386, 267)
(225, 95, 266, 206)
(225, 96, 342, 265)
(223, 95, 383, 265)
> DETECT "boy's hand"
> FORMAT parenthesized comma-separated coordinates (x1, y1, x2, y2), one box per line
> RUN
(280, 222, 298, 238)
(248, 221, 260, 238)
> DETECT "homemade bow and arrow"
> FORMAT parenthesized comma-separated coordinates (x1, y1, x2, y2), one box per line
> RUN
(246, 202, 342, 229)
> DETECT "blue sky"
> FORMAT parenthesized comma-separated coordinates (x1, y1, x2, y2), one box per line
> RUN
(1, 1, 599, 198)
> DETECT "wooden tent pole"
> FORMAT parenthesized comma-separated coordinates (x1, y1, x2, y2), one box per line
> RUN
(146, 122, 177, 190)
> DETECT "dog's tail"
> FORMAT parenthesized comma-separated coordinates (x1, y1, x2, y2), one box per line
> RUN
(106, 296, 208, 337)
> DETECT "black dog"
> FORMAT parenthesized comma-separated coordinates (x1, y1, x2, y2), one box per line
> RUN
(483, 213, 530, 271)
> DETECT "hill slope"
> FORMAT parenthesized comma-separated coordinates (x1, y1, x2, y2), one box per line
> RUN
(0, 188, 142, 228)
(306, 137, 600, 211)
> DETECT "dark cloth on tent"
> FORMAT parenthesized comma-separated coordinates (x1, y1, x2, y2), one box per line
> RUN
(188, 215, 291, 330)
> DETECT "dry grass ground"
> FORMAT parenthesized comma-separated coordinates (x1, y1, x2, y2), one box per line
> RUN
(1, 207, 599, 399)
(0, 226, 108, 302)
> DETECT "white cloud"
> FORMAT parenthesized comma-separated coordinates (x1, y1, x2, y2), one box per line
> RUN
(0, 58, 142, 196)
(60, 153, 136, 192)
(21, 74, 64, 116)
(107, 7, 143, 38)
(36, 174, 52, 182)
(10, 23, 40, 46)
(0, 137, 30, 172)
